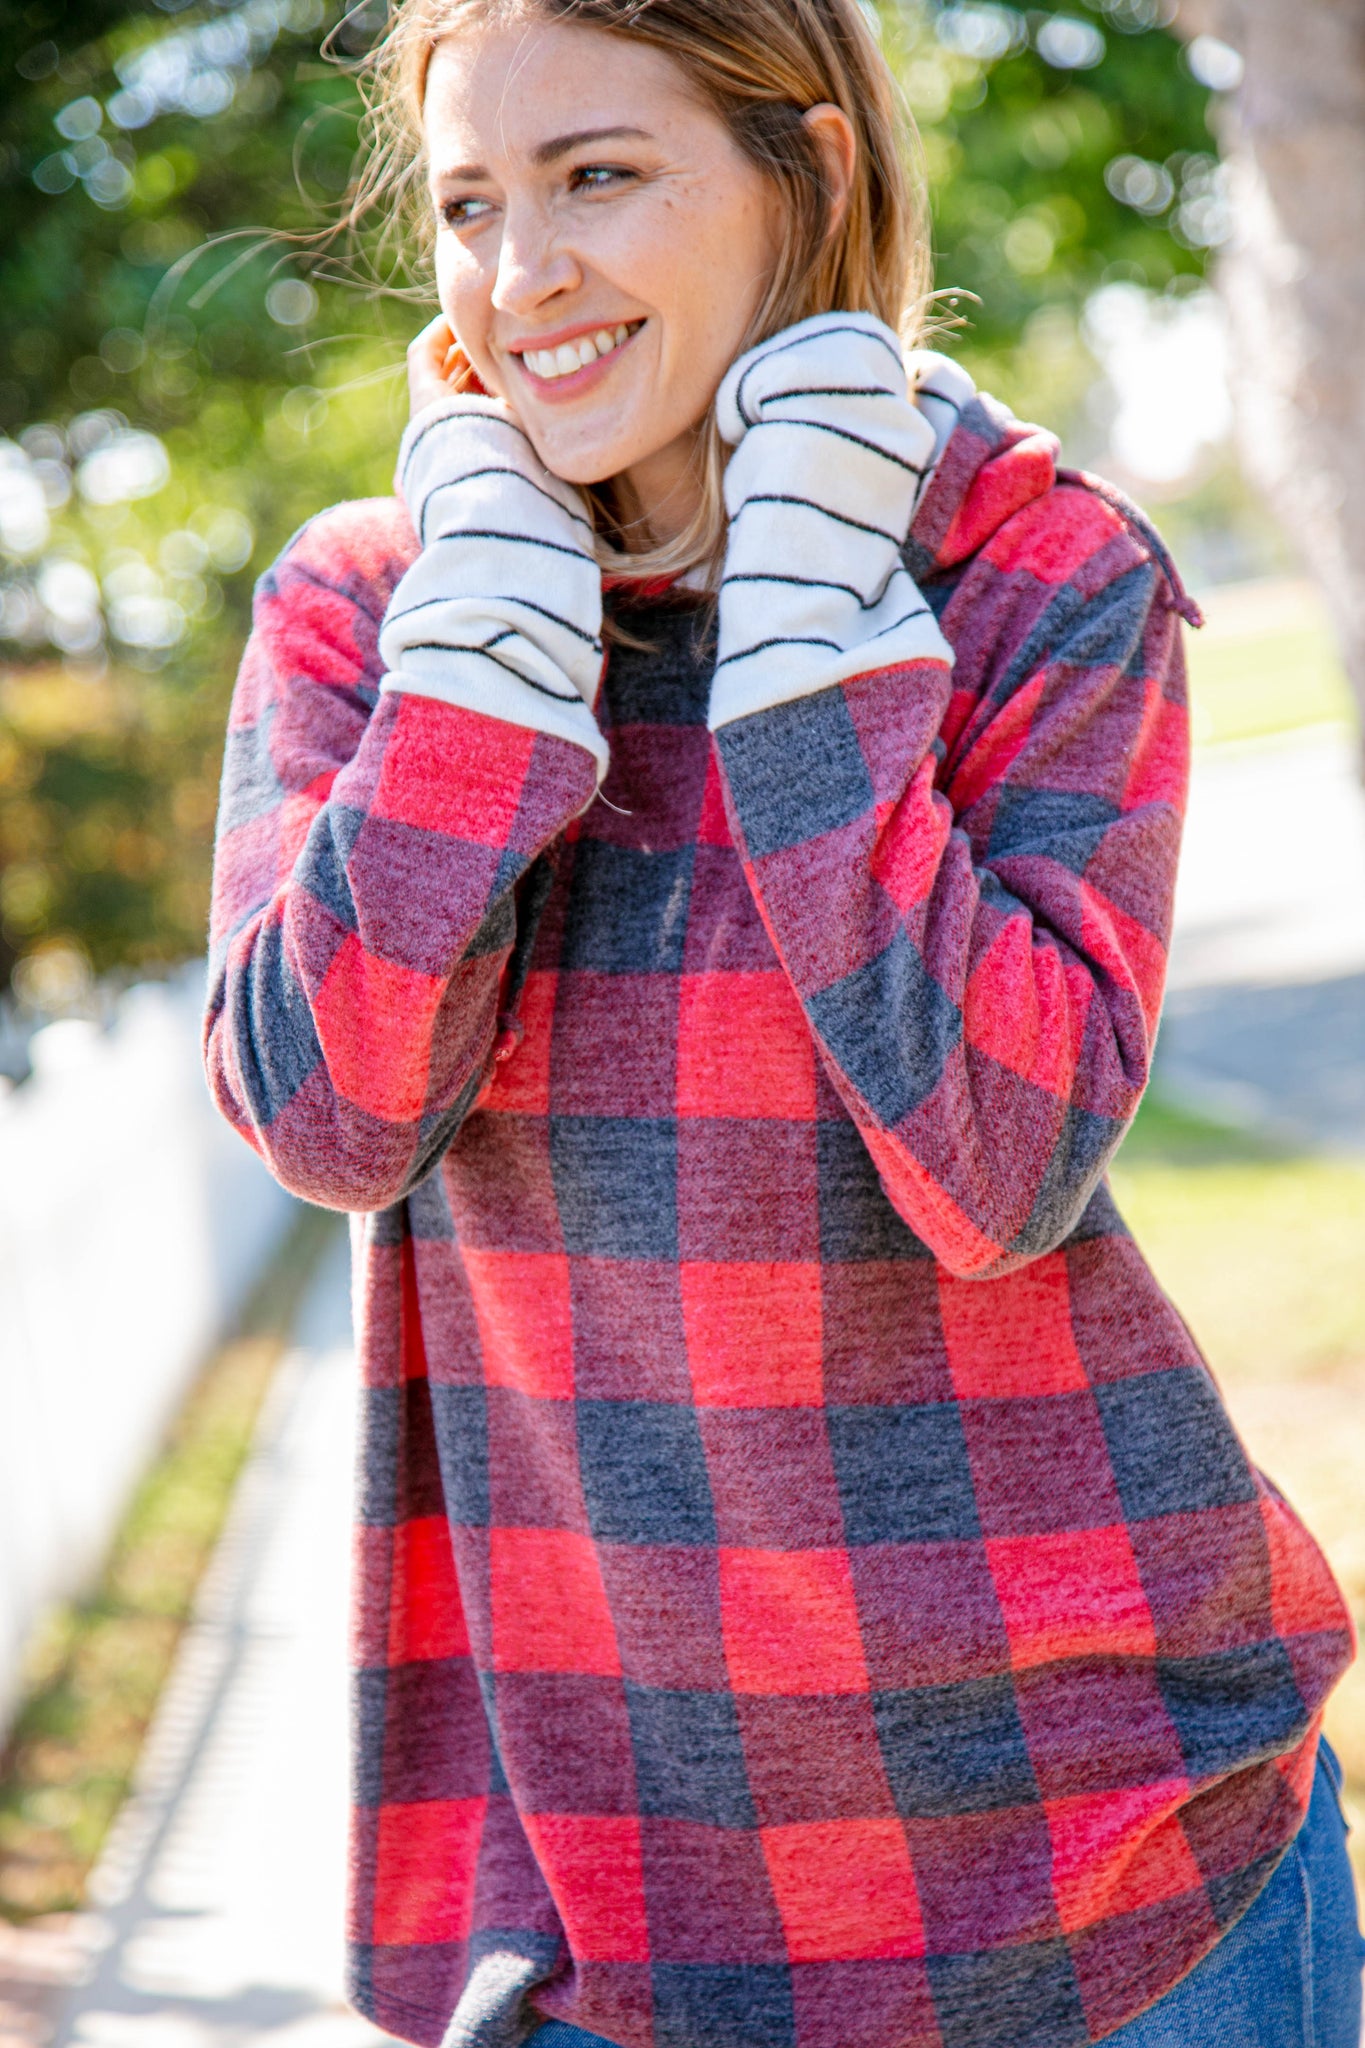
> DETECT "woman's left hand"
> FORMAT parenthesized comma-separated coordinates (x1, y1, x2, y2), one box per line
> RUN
(708, 311, 952, 733)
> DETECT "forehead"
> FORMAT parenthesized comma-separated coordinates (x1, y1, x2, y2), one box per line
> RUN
(423, 17, 702, 163)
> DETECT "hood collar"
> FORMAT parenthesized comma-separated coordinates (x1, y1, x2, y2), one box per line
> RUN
(905, 349, 1061, 581)
(905, 349, 1201, 624)
(609, 343, 1198, 621)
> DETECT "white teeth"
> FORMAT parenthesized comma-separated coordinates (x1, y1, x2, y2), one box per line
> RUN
(522, 323, 638, 381)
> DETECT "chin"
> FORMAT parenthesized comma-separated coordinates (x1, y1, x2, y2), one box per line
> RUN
(536, 452, 623, 489)
(523, 429, 639, 490)
(528, 389, 689, 482)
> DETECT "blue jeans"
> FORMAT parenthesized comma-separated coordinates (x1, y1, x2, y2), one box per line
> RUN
(1107, 1741, 1363, 2047)
(528, 1746, 1363, 2047)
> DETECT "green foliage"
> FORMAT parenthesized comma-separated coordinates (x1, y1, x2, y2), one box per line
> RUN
(0, 0, 403, 995)
(892, 4, 1221, 371)
(0, 0, 1220, 995)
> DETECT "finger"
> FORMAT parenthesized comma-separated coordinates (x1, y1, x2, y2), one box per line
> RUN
(407, 316, 461, 413)
(409, 312, 453, 360)
(441, 340, 474, 390)
(407, 316, 454, 390)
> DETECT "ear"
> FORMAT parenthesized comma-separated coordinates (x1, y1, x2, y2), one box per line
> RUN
(801, 102, 857, 238)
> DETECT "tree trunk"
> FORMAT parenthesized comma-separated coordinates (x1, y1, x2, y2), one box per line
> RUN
(1175, 0, 1365, 759)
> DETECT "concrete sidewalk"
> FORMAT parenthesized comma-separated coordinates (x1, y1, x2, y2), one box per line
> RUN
(49, 1225, 394, 2048)
(1161, 723, 1365, 1147)
(1169, 724, 1365, 995)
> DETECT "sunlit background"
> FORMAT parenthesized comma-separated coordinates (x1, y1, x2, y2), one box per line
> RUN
(2, 3, 1363, 2045)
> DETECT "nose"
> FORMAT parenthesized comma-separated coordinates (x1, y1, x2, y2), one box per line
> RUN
(491, 198, 582, 320)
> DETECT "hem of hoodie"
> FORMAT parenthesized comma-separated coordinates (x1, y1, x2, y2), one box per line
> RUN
(349, 1982, 452, 2048)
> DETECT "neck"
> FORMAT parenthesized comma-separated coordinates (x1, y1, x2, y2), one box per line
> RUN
(612, 428, 704, 552)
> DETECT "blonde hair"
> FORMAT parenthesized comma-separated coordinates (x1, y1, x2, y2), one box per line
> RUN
(350, 0, 930, 584)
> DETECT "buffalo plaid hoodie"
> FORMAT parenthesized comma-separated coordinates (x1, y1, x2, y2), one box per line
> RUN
(205, 324, 1353, 2048)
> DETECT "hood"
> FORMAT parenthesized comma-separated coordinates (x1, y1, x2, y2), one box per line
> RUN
(905, 350, 1200, 625)
(904, 350, 1061, 583)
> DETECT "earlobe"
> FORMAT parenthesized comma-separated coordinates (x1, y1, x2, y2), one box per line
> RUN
(800, 102, 857, 235)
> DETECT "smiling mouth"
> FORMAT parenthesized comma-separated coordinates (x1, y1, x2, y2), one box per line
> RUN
(517, 321, 644, 384)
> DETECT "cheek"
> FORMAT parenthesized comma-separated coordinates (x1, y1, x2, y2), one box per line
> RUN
(648, 192, 775, 390)
(625, 194, 760, 341)
(436, 241, 492, 350)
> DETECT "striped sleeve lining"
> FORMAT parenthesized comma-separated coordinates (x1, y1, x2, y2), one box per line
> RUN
(380, 398, 609, 779)
(710, 315, 955, 731)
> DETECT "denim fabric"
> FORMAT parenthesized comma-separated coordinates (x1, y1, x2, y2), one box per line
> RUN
(525, 1748, 1364, 2048)
(1107, 1741, 1364, 2048)
(526, 2024, 621, 2047)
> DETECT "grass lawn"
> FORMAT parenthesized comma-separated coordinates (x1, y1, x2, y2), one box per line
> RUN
(1114, 1092, 1365, 1878)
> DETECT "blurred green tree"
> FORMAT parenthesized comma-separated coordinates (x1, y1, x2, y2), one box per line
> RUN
(0, 0, 403, 1003)
(0, 0, 1220, 1002)
(1172, 0, 1365, 758)
(895, 3, 1223, 411)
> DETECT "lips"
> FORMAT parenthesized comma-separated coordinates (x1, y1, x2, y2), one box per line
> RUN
(515, 320, 644, 384)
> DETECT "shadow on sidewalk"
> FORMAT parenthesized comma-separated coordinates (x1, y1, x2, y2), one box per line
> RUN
(1159, 972, 1365, 1152)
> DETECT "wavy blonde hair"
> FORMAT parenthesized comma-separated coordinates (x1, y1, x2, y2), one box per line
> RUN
(351, 0, 930, 583)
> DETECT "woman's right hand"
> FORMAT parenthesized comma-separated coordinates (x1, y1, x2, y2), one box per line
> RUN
(381, 349, 610, 780)
(407, 313, 489, 420)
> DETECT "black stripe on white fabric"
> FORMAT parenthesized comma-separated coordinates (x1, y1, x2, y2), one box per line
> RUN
(734, 322, 906, 427)
(862, 607, 935, 643)
(760, 384, 901, 405)
(401, 405, 536, 475)
(723, 572, 897, 611)
(913, 383, 965, 417)
(714, 633, 844, 670)
(386, 589, 601, 651)
(730, 493, 904, 548)
(399, 641, 581, 703)
(748, 415, 929, 479)
(429, 527, 592, 565)
(430, 463, 595, 533)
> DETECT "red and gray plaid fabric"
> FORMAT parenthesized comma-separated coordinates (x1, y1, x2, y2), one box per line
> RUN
(206, 375, 1353, 2048)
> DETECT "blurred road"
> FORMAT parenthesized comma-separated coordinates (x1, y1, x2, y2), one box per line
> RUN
(1170, 726, 1365, 991)
(35, 720, 1365, 2048)
(50, 1225, 393, 2048)
(1163, 724, 1365, 1148)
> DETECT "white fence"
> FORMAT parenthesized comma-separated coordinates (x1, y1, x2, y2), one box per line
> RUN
(0, 968, 299, 1731)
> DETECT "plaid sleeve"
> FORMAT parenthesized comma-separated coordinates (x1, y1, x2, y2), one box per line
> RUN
(714, 487, 1188, 1279)
(204, 502, 598, 1211)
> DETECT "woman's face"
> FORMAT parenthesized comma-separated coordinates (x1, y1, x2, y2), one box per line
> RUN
(423, 17, 784, 531)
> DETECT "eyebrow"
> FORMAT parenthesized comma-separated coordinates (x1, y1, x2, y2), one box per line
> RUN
(434, 126, 654, 182)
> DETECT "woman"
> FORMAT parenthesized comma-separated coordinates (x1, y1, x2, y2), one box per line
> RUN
(204, 2, 1361, 2044)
